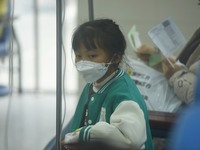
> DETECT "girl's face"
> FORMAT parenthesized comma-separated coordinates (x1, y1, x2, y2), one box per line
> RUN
(74, 43, 111, 64)
(74, 43, 120, 83)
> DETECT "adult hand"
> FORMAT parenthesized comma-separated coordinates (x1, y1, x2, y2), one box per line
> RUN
(137, 44, 157, 54)
(136, 44, 157, 62)
(162, 57, 184, 79)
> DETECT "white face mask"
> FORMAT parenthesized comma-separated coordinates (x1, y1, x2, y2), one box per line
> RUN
(75, 60, 112, 83)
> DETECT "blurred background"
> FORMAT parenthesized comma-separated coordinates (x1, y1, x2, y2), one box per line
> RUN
(0, 0, 199, 149)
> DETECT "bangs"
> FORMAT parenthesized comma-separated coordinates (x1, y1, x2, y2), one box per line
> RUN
(72, 26, 105, 51)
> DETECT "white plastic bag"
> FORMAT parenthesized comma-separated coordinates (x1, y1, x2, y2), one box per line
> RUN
(122, 56, 182, 112)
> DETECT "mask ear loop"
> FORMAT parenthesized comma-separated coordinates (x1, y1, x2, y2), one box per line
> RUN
(104, 55, 115, 67)
(109, 53, 124, 66)
(109, 53, 119, 64)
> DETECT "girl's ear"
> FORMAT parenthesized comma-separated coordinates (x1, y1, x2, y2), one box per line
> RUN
(113, 53, 123, 64)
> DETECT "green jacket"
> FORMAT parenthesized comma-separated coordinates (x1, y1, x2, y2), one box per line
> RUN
(70, 69, 154, 150)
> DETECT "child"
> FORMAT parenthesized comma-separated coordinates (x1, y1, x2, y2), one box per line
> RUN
(63, 19, 154, 150)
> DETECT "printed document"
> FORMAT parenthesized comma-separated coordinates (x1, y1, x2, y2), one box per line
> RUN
(148, 17, 186, 58)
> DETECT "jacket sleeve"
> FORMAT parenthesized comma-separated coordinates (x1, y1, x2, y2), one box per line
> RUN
(79, 101, 147, 149)
(169, 60, 200, 104)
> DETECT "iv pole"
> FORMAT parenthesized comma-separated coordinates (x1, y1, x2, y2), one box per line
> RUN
(55, 1, 93, 149)
(56, 0, 62, 149)
(88, 0, 94, 21)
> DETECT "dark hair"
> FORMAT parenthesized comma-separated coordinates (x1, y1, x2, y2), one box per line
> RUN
(72, 19, 126, 56)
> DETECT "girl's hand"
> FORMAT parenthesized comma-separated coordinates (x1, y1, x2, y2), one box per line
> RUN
(64, 130, 80, 144)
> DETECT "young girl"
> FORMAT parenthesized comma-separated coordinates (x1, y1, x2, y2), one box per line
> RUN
(64, 19, 154, 150)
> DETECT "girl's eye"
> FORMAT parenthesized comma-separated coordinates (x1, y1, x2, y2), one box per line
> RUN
(88, 54, 97, 58)
(75, 54, 81, 60)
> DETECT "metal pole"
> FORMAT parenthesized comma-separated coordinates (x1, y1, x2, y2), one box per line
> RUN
(12, 27, 22, 93)
(33, 0, 39, 92)
(88, 0, 94, 21)
(56, 0, 62, 149)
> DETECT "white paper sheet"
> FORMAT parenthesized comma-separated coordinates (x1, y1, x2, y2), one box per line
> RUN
(148, 17, 186, 58)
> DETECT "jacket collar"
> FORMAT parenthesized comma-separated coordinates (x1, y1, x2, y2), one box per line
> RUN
(97, 68, 124, 94)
